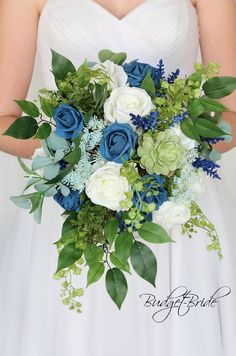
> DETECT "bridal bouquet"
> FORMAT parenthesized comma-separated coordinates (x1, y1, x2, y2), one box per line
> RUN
(4, 49, 235, 312)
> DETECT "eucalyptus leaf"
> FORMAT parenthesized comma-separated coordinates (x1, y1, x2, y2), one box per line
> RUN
(3, 116, 38, 139)
(29, 192, 43, 214)
(17, 157, 34, 175)
(98, 49, 115, 62)
(130, 241, 157, 287)
(33, 195, 44, 224)
(105, 268, 128, 309)
(46, 131, 69, 151)
(34, 183, 58, 197)
(31, 155, 52, 171)
(10, 195, 32, 209)
(43, 164, 60, 180)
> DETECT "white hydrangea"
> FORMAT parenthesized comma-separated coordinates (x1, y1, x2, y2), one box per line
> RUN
(92, 60, 128, 90)
(153, 200, 191, 232)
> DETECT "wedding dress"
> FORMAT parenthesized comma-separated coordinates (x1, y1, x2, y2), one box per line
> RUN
(0, 0, 236, 355)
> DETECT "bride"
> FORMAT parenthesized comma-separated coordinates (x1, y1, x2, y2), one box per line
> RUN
(0, 0, 236, 355)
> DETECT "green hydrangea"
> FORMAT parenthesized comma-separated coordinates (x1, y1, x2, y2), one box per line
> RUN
(137, 130, 185, 175)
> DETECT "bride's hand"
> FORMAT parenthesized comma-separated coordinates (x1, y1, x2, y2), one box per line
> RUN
(196, 0, 236, 153)
(0, 0, 45, 159)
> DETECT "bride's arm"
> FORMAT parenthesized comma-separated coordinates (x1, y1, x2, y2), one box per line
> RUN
(196, 0, 236, 153)
(0, 0, 44, 159)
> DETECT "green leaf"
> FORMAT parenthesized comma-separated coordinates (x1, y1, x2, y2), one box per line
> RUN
(138, 222, 174, 244)
(114, 231, 133, 263)
(130, 241, 157, 287)
(105, 268, 128, 309)
(104, 218, 119, 246)
(51, 49, 76, 82)
(34, 123, 52, 139)
(87, 262, 105, 287)
(56, 242, 83, 272)
(199, 96, 228, 113)
(84, 244, 104, 266)
(29, 192, 43, 214)
(14, 100, 40, 118)
(17, 157, 34, 175)
(39, 96, 55, 117)
(3, 116, 38, 139)
(110, 252, 131, 274)
(195, 118, 227, 138)
(45, 159, 77, 185)
(110, 52, 127, 65)
(94, 84, 108, 109)
(33, 195, 44, 224)
(10, 195, 32, 209)
(203, 76, 236, 99)
(63, 146, 81, 164)
(187, 98, 205, 117)
(180, 116, 200, 142)
(140, 70, 155, 99)
(98, 49, 114, 62)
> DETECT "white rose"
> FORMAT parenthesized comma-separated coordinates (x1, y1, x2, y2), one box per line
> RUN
(85, 162, 130, 211)
(92, 60, 128, 90)
(104, 86, 154, 124)
(170, 123, 196, 150)
(153, 200, 191, 232)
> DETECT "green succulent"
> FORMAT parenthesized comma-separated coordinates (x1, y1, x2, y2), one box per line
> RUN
(137, 130, 185, 175)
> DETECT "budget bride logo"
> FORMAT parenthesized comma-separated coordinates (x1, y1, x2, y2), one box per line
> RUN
(139, 286, 231, 323)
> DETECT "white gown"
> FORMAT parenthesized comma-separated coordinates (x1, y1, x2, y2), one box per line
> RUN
(0, 0, 236, 355)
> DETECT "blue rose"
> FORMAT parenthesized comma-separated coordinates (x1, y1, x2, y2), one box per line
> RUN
(53, 189, 81, 212)
(100, 122, 137, 164)
(133, 174, 167, 211)
(53, 104, 84, 139)
(123, 60, 158, 87)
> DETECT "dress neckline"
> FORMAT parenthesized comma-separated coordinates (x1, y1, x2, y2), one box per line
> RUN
(89, 0, 152, 22)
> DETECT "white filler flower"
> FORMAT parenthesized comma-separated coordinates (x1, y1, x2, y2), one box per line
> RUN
(85, 162, 130, 211)
(153, 200, 191, 232)
(92, 60, 128, 90)
(104, 86, 153, 124)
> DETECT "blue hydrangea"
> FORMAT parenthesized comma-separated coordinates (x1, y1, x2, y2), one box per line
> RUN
(133, 174, 168, 211)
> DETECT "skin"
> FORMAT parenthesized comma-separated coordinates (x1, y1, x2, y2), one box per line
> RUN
(0, 0, 235, 159)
